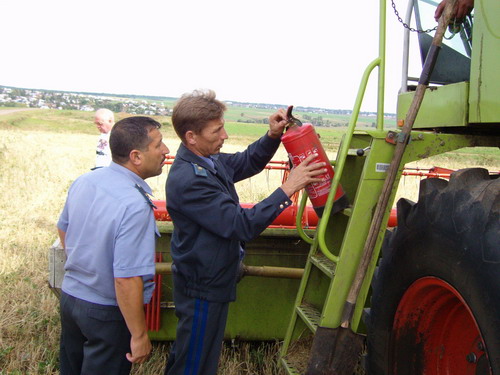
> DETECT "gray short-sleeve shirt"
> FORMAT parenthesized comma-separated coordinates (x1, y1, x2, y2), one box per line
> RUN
(58, 162, 158, 306)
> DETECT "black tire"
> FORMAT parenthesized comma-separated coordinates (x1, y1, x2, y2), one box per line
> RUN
(367, 168, 500, 375)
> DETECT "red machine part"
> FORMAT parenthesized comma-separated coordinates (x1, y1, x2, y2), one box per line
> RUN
(240, 202, 318, 229)
(402, 166, 499, 178)
(402, 166, 456, 178)
(392, 277, 489, 374)
(153, 200, 398, 229)
(144, 252, 162, 331)
(157, 160, 491, 229)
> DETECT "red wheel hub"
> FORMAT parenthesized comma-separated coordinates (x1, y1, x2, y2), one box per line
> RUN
(392, 277, 491, 374)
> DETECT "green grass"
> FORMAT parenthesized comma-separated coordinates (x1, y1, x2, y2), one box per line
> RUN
(224, 106, 275, 123)
(0, 109, 347, 152)
(0, 109, 174, 136)
(0, 110, 96, 134)
(223, 104, 397, 129)
(224, 121, 269, 137)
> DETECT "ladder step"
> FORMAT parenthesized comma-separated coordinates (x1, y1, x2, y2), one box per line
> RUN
(310, 254, 336, 278)
(281, 358, 302, 375)
(341, 207, 353, 216)
(296, 304, 321, 333)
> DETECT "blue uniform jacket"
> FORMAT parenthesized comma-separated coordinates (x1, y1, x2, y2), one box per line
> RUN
(166, 134, 292, 302)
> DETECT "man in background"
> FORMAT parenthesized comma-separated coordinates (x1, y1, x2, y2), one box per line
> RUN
(57, 116, 170, 374)
(94, 108, 115, 168)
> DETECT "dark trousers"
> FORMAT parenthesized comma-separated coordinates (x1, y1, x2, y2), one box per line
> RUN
(59, 292, 132, 375)
(165, 288, 229, 375)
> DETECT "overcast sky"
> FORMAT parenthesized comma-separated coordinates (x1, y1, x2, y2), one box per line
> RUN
(0, 0, 430, 112)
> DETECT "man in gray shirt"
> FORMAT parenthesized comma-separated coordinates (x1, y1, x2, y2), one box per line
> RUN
(58, 116, 169, 374)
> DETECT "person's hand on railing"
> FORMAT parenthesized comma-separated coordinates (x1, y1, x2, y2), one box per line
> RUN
(434, 0, 474, 21)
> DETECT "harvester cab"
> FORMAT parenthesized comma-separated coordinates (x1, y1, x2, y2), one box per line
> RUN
(398, 0, 500, 130)
(412, 0, 472, 86)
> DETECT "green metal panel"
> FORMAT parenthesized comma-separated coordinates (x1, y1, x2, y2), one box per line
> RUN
(225, 235, 308, 340)
(397, 82, 469, 128)
(151, 223, 312, 341)
(319, 136, 398, 329)
(402, 131, 500, 163)
(469, 0, 500, 123)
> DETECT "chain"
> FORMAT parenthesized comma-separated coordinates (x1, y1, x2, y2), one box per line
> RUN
(391, 0, 438, 33)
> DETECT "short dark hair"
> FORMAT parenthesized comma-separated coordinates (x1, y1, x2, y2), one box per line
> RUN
(110, 116, 161, 164)
(172, 89, 226, 142)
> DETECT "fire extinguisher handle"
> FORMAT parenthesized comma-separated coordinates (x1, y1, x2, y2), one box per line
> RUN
(286, 105, 303, 127)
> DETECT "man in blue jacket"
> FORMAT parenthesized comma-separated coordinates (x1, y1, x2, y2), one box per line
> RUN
(165, 89, 326, 375)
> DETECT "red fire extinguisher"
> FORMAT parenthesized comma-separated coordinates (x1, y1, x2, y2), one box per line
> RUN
(282, 113, 349, 217)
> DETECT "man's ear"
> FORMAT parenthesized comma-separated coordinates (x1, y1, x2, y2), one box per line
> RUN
(129, 149, 142, 166)
(185, 130, 197, 146)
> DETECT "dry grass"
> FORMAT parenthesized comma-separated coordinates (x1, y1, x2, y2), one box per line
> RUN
(0, 128, 288, 374)
(0, 125, 498, 374)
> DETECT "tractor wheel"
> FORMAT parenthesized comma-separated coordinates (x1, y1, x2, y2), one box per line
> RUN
(367, 168, 500, 375)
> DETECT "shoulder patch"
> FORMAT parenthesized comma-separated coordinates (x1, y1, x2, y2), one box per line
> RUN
(135, 184, 157, 209)
(191, 163, 208, 177)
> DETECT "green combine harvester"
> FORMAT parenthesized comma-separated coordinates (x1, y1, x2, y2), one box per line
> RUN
(50, 0, 499, 373)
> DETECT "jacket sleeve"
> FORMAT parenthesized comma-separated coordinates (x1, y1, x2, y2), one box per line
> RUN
(167, 168, 291, 242)
(221, 133, 281, 183)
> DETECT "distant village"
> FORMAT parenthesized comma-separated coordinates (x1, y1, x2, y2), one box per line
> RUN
(0, 86, 395, 127)
(0, 86, 172, 116)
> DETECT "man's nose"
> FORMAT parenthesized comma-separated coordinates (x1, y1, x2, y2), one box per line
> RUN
(221, 128, 228, 140)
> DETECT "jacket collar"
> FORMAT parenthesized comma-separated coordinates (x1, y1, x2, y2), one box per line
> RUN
(176, 142, 217, 174)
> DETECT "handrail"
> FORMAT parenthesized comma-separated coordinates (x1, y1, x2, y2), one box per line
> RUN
(401, 0, 415, 93)
(295, 160, 338, 245)
(315, 0, 387, 262)
(295, 191, 314, 244)
(376, 0, 387, 130)
(317, 58, 382, 262)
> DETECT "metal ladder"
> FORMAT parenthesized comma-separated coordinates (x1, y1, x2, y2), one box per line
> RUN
(277, 2, 397, 365)
(279, 125, 401, 373)
(279, 2, 395, 371)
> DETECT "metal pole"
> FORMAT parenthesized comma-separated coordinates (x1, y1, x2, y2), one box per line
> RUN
(155, 262, 304, 279)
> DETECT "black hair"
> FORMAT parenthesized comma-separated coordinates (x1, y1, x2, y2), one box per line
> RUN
(110, 116, 161, 164)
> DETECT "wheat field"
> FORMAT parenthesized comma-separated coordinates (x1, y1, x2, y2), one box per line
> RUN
(0, 114, 498, 374)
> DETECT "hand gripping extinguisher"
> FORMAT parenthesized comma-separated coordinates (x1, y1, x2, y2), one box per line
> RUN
(281, 108, 349, 217)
